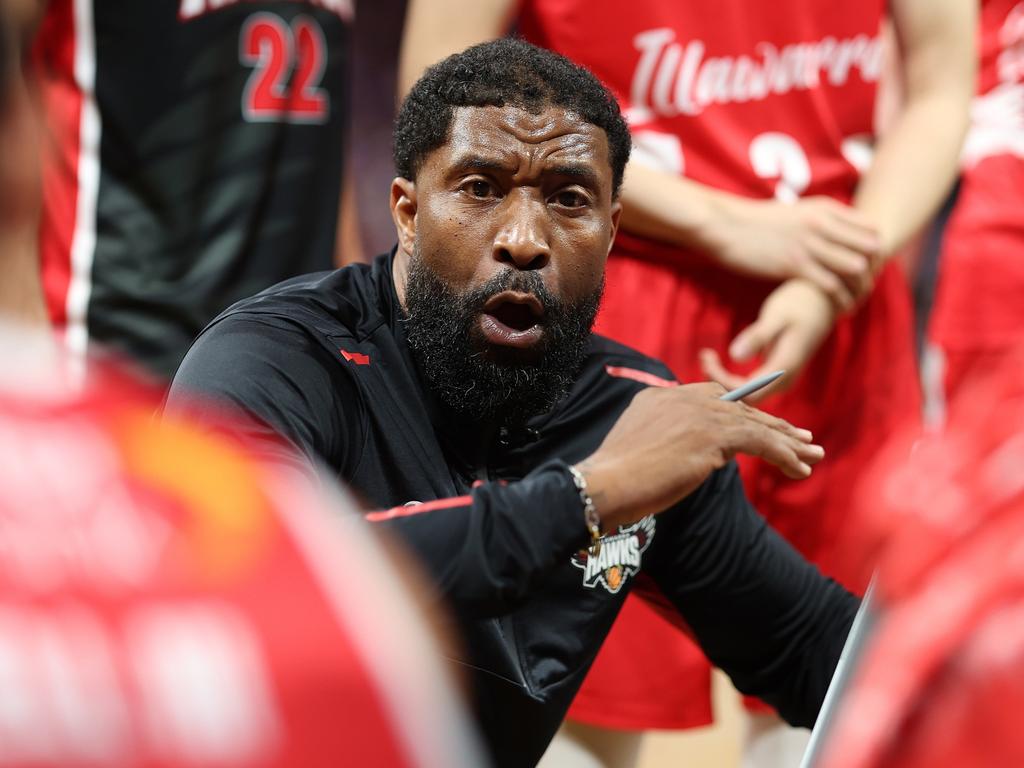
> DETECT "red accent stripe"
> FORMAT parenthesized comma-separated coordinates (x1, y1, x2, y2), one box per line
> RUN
(340, 349, 371, 365)
(604, 365, 678, 389)
(365, 494, 473, 522)
(33, 0, 82, 327)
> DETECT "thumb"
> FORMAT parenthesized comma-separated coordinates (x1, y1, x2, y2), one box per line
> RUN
(729, 314, 785, 362)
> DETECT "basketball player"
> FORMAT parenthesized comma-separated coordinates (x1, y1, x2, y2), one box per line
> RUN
(29, 0, 355, 379)
(925, 0, 1024, 427)
(0, 16, 481, 761)
(822, 345, 1024, 768)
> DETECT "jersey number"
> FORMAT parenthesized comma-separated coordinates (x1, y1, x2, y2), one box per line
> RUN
(240, 13, 329, 124)
(633, 130, 872, 201)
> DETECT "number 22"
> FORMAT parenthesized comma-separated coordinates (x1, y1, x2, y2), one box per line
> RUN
(240, 13, 329, 124)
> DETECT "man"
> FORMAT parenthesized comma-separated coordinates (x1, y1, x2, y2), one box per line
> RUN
(30, 0, 356, 379)
(167, 40, 858, 768)
(399, 3, 974, 764)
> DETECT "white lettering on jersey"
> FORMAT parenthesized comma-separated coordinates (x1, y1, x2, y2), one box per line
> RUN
(964, 3, 1024, 166)
(0, 602, 279, 765)
(0, 416, 171, 594)
(998, 3, 1024, 83)
(626, 28, 882, 122)
(179, 0, 353, 23)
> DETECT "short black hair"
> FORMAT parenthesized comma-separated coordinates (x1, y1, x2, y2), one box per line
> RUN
(394, 38, 631, 196)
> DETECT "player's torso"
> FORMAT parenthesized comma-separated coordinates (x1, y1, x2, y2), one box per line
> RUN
(519, 0, 883, 202)
(35, 0, 353, 376)
(930, 0, 1024, 349)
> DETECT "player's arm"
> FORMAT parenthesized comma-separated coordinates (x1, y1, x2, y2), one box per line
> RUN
(0, 0, 45, 326)
(701, 0, 977, 395)
(644, 461, 858, 727)
(7, 0, 47, 35)
(854, 0, 976, 263)
(398, 0, 515, 100)
(619, 162, 877, 311)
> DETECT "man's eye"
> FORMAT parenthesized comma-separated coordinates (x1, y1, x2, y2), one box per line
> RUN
(553, 190, 587, 208)
(466, 180, 494, 198)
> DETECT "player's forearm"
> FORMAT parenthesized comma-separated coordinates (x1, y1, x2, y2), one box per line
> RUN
(368, 461, 591, 618)
(856, 0, 976, 266)
(398, 0, 514, 100)
(854, 91, 970, 263)
(0, 231, 46, 326)
(618, 161, 738, 255)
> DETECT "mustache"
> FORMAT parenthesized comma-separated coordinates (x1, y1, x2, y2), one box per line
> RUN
(464, 269, 556, 316)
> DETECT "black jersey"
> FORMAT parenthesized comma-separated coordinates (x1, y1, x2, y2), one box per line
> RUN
(166, 252, 858, 768)
(33, 0, 351, 378)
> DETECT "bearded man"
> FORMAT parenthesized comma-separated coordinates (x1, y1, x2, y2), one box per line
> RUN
(166, 39, 857, 768)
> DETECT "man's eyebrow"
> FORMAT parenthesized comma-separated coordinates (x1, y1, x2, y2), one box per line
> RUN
(546, 164, 600, 187)
(449, 155, 515, 175)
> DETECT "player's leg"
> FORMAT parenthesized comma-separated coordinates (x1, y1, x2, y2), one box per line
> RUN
(741, 711, 811, 768)
(539, 722, 644, 768)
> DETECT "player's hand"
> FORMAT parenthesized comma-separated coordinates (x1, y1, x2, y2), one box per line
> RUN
(699, 279, 836, 403)
(576, 382, 824, 529)
(708, 195, 879, 311)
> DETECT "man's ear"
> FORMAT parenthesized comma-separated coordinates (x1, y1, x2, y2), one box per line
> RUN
(607, 200, 623, 255)
(390, 177, 418, 256)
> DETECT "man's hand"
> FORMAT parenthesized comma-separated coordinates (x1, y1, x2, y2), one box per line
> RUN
(699, 279, 836, 403)
(577, 383, 824, 530)
(708, 196, 879, 310)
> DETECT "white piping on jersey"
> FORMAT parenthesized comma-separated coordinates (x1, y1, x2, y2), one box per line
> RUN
(179, 0, 353, 23)
(65, 0, 102, 382)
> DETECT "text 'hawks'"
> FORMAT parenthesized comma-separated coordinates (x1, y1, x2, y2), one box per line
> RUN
(572, 517, 655, 595)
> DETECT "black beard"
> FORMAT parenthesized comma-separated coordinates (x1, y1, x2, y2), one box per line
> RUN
(403, 255, 602, 426)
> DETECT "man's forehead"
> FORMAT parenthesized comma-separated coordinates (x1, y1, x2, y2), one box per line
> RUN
(442, 104, 609, 168)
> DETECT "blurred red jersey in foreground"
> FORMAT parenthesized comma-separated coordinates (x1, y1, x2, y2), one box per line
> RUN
(822, 344, 1024, 768)
(0, 336, 481, 768)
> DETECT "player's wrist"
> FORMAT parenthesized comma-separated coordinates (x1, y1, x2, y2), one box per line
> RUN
(567, 464, 603, 555)
(570, 459, 628, 535)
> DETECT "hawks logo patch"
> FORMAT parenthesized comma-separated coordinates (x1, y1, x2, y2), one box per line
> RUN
(571, 516, 656, 594)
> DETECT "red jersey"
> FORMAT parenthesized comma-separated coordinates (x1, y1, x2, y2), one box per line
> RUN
(0, 340, 481, 768)
(929, 0, 1024, 351)
(520, 0, 882, 217)
(822, 346, 1024, 768)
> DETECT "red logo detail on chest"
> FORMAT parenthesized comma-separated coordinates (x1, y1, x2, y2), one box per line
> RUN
(339, 349, 370, 366)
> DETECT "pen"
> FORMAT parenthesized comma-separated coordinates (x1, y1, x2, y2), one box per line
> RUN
(719, 370, 785, 402)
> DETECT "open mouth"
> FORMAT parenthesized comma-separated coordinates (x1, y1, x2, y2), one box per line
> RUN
(479, 292, 545, 348)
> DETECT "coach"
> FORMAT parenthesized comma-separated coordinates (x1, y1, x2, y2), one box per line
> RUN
(167, 40, 857, 767)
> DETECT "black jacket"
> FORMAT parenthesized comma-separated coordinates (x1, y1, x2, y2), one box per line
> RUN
(167, 252, 857, 767)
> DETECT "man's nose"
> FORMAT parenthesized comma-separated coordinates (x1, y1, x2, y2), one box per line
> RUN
(492, 193, 551, 271)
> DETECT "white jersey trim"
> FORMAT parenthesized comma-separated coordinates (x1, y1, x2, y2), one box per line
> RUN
(65, 0, 102, 378)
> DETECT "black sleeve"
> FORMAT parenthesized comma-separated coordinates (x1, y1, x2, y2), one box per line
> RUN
(646, 462, 858, 728)
(370, 461, 592, 618)
(164, 315, 358, 473)
(166, 316, 592, 618)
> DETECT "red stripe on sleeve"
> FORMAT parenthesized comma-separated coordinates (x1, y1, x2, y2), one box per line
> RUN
(604, 365, 678, 388)
(32, 0, 82, 327)
(365, 494, 474, 522)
